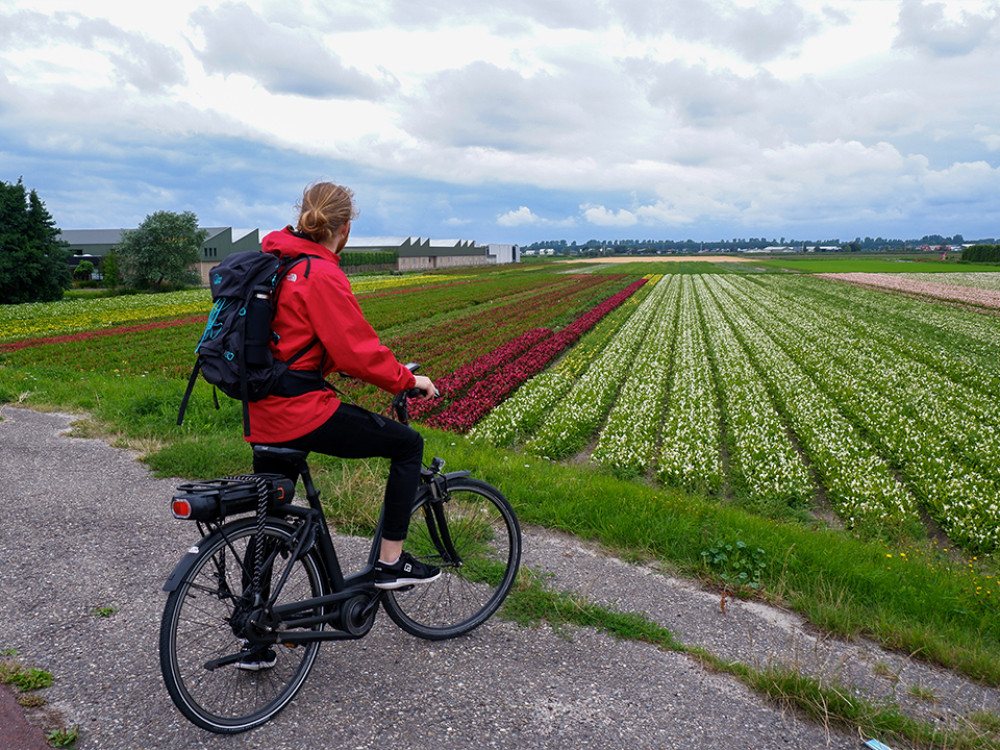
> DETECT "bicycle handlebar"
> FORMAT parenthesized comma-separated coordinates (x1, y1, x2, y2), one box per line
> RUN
(392, 363, 438, 424)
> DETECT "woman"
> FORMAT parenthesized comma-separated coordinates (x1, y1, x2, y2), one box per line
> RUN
(248, 181, 440, 593)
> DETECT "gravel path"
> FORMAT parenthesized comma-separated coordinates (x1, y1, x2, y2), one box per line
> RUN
(2, 407, 996, 749)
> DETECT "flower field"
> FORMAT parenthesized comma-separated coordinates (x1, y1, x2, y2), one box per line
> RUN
(0, 289, 210, 344)
(820, 272, 1000, 309)
(472, 270, 1000, 552)
(4, 263, 1000, 552)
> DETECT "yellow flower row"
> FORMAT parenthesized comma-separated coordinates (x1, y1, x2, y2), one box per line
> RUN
(0, 290, 210, 342)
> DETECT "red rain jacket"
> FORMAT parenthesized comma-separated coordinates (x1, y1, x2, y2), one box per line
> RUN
(244, 227, 416, 444)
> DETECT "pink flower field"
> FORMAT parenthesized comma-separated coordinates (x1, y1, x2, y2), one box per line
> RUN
(820, 273, 1000, 310)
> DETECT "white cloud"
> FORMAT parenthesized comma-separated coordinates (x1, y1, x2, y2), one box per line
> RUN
(189, 3, 392, 99)
(497, 206, 543, 227)
(612, 0, 824, 62)
(0, 9, 186, 93)
(895, 0, 1000, 57)
(1, 0, 999, 243)
(496, 205, 578, 229)
(582, 204, 638, 227)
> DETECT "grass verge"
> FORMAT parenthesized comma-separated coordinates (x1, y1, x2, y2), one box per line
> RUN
(504, 573, 1000, 749)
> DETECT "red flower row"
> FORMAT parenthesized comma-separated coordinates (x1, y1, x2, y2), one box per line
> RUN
(425, 278, 648, 432)
(0, 316, 205, 352)
(408, 327, 552, 420)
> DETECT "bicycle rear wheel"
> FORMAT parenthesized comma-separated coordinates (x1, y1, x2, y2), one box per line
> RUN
(382, 478, 521, 640)
(159, 518, 326, 733)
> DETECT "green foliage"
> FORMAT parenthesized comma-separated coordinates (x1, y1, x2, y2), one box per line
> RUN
(46, 726, 79, 748)
(340, 250, 397, 267)
(100, 248, 122, 288)
(72, 260, 94, 280)
(961, 244, 1000, 263)
(701, 539, 768, 590)
(0, 660, 54, 691)
(116, 210, 207, 290)
(0, 178, 72, 304)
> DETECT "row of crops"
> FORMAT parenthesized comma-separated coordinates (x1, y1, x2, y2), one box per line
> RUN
(464, 273, 1000, 552)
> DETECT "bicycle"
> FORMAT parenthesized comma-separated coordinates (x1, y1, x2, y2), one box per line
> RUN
(158, 376, 522, 733)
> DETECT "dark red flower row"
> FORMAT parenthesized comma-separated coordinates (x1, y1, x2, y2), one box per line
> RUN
(425, 278, 648, 432)
(0, 316, 205, 352)
(408, 327, 551, 420)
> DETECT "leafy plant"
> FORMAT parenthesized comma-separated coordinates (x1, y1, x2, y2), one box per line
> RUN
(701, 539, 768, 590)
(0, 661, 53, 691)
(46, 726, 79, 748)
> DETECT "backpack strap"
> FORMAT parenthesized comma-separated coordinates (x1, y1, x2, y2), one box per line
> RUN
(176, 359, 203, 426)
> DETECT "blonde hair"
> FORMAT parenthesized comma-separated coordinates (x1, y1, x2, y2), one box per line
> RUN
(295, 181, 358, 246)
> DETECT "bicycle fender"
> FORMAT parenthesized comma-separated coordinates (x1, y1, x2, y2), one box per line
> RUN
(162, 545, 204, 592)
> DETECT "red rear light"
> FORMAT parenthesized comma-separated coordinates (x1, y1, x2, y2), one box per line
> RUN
(172, 499, 193, 519)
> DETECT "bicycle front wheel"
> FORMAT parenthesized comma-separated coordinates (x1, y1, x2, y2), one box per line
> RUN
(159, 518, 326, 733)
(383, 478, 521, 640)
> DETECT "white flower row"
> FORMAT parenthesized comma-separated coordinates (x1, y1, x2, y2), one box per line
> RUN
(696, 276, 813, 511)
(469, 276, 658, 447)
(525, 276, 673, 459)
(591, 276, 681, 476)
(742, 275, 1000, 550)
(652, 276, 723, 491)
(781, 274, 1000, 391)
(706, 276, 919, 530)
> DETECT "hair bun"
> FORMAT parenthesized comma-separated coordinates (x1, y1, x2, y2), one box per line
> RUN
(295, 182, 357, 245)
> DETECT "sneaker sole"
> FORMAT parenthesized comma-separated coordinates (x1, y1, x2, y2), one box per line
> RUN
(374, 571, 442, 590)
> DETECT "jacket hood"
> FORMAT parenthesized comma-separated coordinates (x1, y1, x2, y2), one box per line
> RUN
(262, 226, 340, 265)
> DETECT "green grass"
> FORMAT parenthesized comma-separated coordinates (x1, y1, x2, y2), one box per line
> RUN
(1, 651, 82, 746)
(0, 661, 53, 692)
(505, 571, 1000, 749)
(46, 726, 80, 749)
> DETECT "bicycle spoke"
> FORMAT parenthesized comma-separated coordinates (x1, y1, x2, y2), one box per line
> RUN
(383, 479, 520, 639)
(160, 519, 325, 733)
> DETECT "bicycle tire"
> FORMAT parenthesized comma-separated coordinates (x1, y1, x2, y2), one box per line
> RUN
(382, 477, 521, 640)
(159, 518, 326, 733)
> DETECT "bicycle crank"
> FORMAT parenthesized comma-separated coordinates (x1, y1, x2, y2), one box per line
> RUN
(340, 593, 378, 636)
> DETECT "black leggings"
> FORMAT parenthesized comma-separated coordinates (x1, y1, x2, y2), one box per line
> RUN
(252, 403, 423, 542)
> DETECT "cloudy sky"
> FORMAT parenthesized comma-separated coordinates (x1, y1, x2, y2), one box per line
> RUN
(2, 0, 999, 245)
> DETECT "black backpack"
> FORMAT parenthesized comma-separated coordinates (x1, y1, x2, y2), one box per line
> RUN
(177, 250, 328, 436)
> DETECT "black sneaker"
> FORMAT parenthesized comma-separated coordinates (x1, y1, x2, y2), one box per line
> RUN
(374, 552, 441, 590)
(236, 644, 277, 672)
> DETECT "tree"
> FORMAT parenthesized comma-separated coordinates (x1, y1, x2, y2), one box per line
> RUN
(116, 210, 207, 290)
(100, 249, 122, 288)
(0, 178, 72, 304)
(72, 260, 95, 280)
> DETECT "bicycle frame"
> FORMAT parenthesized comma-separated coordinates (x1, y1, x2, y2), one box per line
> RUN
(161, 360, 521, 734)
(162, 446, 472, 655)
